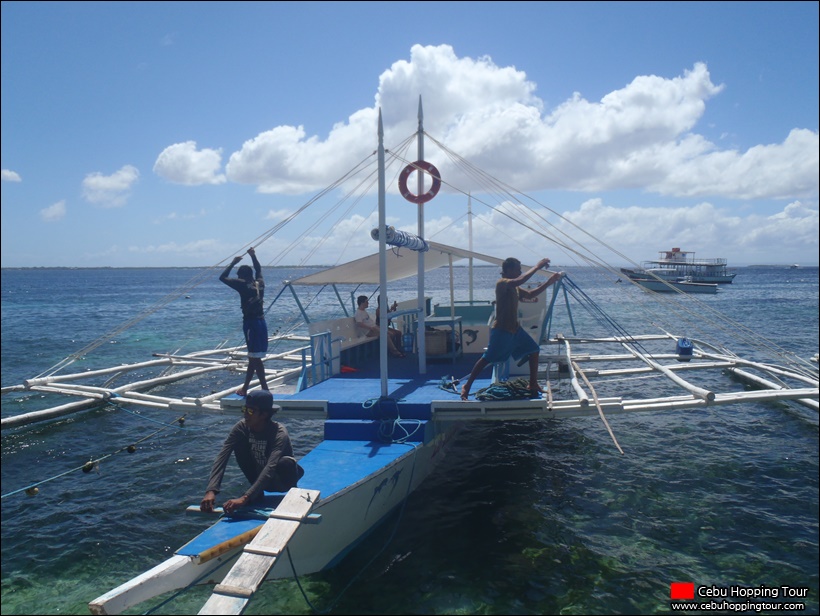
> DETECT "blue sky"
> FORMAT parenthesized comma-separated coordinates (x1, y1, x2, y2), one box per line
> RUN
(2, 1, 818, 268)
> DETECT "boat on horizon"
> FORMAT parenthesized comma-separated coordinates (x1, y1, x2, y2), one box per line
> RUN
(636, 247, 736, 283)
(2, 100, 816, 616)
(619, 267, 719, 294)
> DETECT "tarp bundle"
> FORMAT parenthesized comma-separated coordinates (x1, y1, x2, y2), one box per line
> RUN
(370, 226, 429, 252)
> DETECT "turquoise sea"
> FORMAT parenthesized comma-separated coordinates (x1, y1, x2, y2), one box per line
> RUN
(1, 265, 818, 615)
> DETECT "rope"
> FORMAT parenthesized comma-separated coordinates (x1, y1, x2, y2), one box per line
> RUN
(573, 360, 624, 455)
(361, 397, 424, 443)
(422, 130, 815, 377)
(1, 407, 189, 499)
(34, 267, 220, 379)
(26, 146, 392, 383)
(22, 124, 813, 388)
(560, 276, 656, 357)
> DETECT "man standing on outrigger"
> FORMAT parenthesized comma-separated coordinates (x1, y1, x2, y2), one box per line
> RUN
(460, 257, 563, 400)
(220, 246, 269, 396)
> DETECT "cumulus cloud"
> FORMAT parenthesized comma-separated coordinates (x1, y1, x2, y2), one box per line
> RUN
(82, 165, 140, 207)
(2, 169, 22, 182)
(653, 129, 819, 199)
(541, 197, 818, 265)
(153, 142, 226, 185)
(40, 200, 66, 222)
(737, 200, 819, 250)
(217, 44, 817, 202)
(139, 45, 816, 266)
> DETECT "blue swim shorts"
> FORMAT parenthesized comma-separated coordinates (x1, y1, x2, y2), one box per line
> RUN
(481, 327, 539, 364)
(243, 318, 269, 358)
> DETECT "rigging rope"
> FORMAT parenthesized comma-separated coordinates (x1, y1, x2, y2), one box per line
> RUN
(17, 125, 816, 412)
(420, 130, 815, 377)
(29, 147, 389, 381)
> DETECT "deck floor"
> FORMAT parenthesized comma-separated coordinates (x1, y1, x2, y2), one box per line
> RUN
(278, 352, 505, 415)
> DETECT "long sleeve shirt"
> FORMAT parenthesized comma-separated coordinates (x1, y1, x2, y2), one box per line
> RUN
(220, 257, 265, 320)
(205, 419, 294, 501)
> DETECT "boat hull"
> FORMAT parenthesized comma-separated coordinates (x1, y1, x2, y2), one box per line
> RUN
(632, 278, 718, 294)
(686, 274, 736, 283)
(620, 268, 718, 293)
(89, 423, 459, 615)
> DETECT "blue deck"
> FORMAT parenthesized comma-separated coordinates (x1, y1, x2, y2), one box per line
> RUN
(181, 352, 498, 559)
(281, 351, 494, 420)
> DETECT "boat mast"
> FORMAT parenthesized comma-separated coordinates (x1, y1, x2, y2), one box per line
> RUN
(468, 193, 474, 302)
(377, 109, 389, 396)
(416, 96, 427, 374)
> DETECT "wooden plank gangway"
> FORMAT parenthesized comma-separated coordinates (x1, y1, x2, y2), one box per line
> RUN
(198, 488, 321, 615)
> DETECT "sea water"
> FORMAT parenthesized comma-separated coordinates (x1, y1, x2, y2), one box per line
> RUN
(1, 266, 818, 615)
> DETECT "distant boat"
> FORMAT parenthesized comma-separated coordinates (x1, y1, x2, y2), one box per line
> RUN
(620, 267, 719, 294)
(790, 264, 799, 269)
(640, 248, 736, 283)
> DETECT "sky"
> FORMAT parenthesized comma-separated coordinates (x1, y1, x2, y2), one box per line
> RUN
(1, 1, 818, 269)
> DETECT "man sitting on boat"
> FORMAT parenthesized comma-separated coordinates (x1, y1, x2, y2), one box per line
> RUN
(375, 295, 404, 355)
(460, 257, 563, 400)
(200, 390, 304, 514)
(354, 295, 405, 357)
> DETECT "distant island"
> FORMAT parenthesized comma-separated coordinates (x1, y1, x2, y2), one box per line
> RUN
(745, 264, 815, 269)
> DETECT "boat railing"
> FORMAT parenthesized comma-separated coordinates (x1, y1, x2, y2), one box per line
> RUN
(655, 257, 728, 266)
(302, 331, 335, 390)
(303, 306, 427, 386)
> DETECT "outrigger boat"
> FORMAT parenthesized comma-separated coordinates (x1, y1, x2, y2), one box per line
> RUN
(618, 246, 736, 293)
(650, 247, 737, 283)
(2, 101, 816, 615)
(619, 267, 719, 294)
(626, 247, 737, 284)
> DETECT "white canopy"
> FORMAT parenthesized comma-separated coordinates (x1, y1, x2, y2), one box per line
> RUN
(289, 241, 506, 286)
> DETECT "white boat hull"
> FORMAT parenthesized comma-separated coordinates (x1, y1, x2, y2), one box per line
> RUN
(89, 426, 458, 615)
(632, 278, 718, 294)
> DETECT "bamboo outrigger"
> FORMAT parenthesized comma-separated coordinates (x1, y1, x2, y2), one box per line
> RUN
(1, 335, 312, 429)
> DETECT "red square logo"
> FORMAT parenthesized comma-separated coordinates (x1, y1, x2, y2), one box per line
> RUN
(670, 582, 695, 600)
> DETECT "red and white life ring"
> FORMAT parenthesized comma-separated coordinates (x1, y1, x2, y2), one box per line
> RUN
(398, 160, 441, 204)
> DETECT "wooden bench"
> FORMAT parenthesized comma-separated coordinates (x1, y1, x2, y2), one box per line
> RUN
(308, 317, 378, 370)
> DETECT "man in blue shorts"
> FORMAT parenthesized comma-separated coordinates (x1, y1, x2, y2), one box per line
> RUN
(220, 247, 269, 396)
(460, 257, 563, 400)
